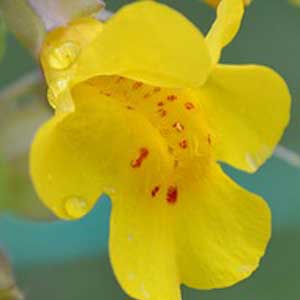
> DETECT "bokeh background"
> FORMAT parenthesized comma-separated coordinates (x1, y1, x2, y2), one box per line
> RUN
(0, 0, 300, 299)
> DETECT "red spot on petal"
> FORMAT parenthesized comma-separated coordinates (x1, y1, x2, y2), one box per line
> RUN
(131, 148, 149, 168)
(173, 122, 184, 132)
(126, 105, 134, 110)
(151, 186, 160, 197)
(157, 101, 164, 107)
(144, 93, 151, 99)
(132, 81, 143, 89)
(167, 95, 177, 101)
(158, 108, 167, 117)
(153, 87, 161, 93)
(179, 139, 188, 149)
(185, 102, 195, 110)
(166, 185, 178, 204)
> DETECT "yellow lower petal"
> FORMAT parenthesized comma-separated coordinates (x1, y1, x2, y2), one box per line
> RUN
(110, 193, 181, 300)
(30, 81, 174, 219)
(196, 64, 291, 172)
(175, 164, 271, 289)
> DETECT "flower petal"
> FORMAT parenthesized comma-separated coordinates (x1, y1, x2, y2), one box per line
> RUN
(195, 64, 291, 172)
(175, 164, 271, 289)
(73, 1, 212, 89)
(206, 0, 244, 64)
(30, 82, 173, 219)
(110, 194, 181, 300)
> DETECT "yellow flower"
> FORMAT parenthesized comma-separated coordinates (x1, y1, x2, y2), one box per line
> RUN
(204, 0, 252, 6)
(31, 0, 290, 299)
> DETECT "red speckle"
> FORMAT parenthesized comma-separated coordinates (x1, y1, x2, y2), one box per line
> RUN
(157, 101, 164, 107)
(144, 93, 151, 99)
(151, 186, 160, 197)
(208, 134, 212, 145)
(126, 105, 134, 110)
(166, 185, 178, 204)
(185, 102, 195, 110)
(158, 108, 167, 117)
(167, 95, 177, 101)
(131, 148, 149, 168)
(132, 81, 143, 89)
(153, 87, 161, 93)
(173, 122, 184, 132)
(179, 139, 188, 149)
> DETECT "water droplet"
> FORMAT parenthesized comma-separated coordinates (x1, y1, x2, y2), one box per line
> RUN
(64, 196, 88, 219)
(47, 79, 68, 109)
(48, 41, 80, 70)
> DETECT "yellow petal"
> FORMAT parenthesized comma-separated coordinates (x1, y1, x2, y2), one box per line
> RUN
(175, 164, 271, 289)
(41, 17, 103, 85)
(206, 0, 244, 64)
(73, 1, 212, 89)
(110, 194, 181, 300)
(30, 80, 174, 219)
(195, 64, 291, 172)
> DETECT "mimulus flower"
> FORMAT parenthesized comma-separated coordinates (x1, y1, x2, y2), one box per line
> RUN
(30, 0, 290, 299)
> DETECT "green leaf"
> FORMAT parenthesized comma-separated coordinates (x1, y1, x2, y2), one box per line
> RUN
(0, 15, 5, 61)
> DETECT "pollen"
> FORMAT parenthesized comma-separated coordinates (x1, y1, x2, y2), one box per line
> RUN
(131, 148, 149, 168)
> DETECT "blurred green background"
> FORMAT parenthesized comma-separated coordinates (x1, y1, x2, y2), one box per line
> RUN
(1, 0, 300, 299)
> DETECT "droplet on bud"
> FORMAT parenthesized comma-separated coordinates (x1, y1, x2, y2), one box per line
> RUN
(64, 196, 88, 219)
(47, 79, 68, 109)
(48, 41, 80, 70)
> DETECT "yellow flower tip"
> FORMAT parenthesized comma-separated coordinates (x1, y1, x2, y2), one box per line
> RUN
(204, 0, 252, 7)
(31, 1, 291, 299)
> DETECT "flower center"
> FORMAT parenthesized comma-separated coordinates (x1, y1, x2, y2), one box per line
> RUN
(78, 76, 213, 204)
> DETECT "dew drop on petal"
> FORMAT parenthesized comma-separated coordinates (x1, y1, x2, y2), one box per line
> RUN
(64, 196, 89, 219)
(47, 79, 68, 109)
(48, 41, 80, 70)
